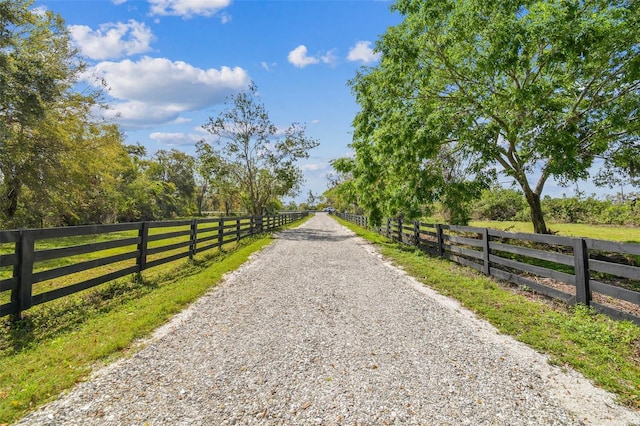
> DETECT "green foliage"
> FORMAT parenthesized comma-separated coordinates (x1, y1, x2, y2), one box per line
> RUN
(349, 0, 640, 234)
(472, 187, 529, 221)
(201, 83, 319, 216)
(324, 157, 360, 214)
(541, 194, 640, 226)
(0, 0, 106, 227)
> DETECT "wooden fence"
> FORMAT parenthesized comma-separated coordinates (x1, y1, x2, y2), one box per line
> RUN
(335, 212, 640, 326)
(0, 212, 307, 320)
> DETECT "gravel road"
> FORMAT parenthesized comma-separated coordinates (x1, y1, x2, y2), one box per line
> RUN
(16, 213, 640, 425)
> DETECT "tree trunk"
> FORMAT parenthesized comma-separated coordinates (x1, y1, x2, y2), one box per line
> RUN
(523, 188, 549, 234)
(1, 179, 20, 221)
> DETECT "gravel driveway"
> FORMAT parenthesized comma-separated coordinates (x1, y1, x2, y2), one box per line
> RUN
(16, 213, 640, 425)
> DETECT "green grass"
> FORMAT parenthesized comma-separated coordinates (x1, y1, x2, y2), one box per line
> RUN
(335, 217, 640, 410)
(470, 220, 640, 244)
(0, 216, 310, 424)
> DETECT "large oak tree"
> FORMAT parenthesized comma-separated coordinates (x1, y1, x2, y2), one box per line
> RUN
(350, 0, 640, 233)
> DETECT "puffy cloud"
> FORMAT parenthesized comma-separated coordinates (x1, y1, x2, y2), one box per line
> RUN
(149, 0, 231, 18)
(347, 41, 380, 64)
(69, 20, 155, 60)
(85, 56, 250, 127)
(288, 45, 319, 68)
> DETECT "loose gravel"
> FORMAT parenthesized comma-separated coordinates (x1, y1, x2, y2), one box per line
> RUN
(16, 213, 640, 425)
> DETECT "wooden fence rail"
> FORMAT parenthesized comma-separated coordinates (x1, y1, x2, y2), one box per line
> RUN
(335, 212, 640, 326)
(0, 212, 308, 320)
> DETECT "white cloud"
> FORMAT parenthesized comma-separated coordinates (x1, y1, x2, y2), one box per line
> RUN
(69, 20, 155, 60)
(220, 12, 231, 24)
(149, 0, 231, 18)
(150, 131, 202, 146)
(321, 49, 338, 66)
(261, 61, 277, 71)
(310, 119, 320, 124)
(288, 45, 319, 68)
(347, 41, 381, 64)
(301, 163, 328, 172)
(112, 0, 127, 4)
(31, 6, 48, 16)
(85, 56, 250, 127)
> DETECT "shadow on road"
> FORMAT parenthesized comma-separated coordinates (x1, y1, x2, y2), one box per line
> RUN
(274, 227, 353, 242)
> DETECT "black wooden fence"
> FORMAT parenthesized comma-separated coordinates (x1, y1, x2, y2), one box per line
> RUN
(335, 212, 640, 326)
(0, 212, 307, 320)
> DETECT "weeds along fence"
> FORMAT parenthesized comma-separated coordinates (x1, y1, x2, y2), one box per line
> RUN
(0, 212, 308, 320)
(335, 213, 640, 326)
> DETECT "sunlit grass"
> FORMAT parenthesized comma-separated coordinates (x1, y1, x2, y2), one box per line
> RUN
(470, 220, 640, 243)
(0, 215, 310, 424)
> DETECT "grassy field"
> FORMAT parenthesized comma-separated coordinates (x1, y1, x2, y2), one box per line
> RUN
(469, 220, 640, 243)
(335, 217, 640, 411)
(0, 216, 309, 424)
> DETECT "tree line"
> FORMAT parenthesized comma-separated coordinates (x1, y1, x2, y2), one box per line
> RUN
(332, 0, 639, 233)
(1, 0, 317, 230)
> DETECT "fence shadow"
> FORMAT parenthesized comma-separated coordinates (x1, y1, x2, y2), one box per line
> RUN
(275, 227, 353, 243)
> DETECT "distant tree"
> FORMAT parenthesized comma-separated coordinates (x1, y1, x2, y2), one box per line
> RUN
(305, 190, 319, 210)
(349, 0, 640, 233)
(201, 83, 319, 216)
(147, 149, 196, 217)
(326, 157, 361, 214)
(196, 141, 241, 216)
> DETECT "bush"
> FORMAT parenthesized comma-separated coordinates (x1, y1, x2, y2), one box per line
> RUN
(472, 188, 527, 221)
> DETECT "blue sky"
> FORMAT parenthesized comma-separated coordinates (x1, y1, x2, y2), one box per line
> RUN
(37, 0, 404, 203)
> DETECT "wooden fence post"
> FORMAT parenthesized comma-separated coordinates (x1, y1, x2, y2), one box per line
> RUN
(436, 224, 444, 257)
(397, 217, 403, 243)
(386, 218, 391, 239)
(250, 216, 254, 235)
(236, 218, 241, 243)
(189, 219, 198, 260)
(413, 221, 420, 246)
(482, 228, 490, 275)
(11, 230, 35, 320)
(574, 238, 591, 305)
(218, 218, 224, 249)
(137, 222, 149, 272)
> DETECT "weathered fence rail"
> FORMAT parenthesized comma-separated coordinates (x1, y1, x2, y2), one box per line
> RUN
(0, 212, 307, 320)
(335, 212, 640, 326)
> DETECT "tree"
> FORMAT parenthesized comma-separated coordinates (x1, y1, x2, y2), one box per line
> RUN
(201, 83, 319, 216)
(147, 149, 196, 217)
(0, 0, 115, 227)
(196, 141, 241, 216)
(349, 0, 640, 233)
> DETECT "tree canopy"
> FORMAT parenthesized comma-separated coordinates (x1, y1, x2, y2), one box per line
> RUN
(349, 0, 640, 233)
(201, 83, 319, 216)
(0, 0, 202, 228)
